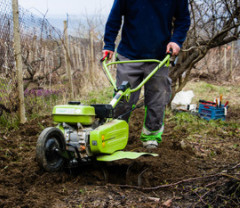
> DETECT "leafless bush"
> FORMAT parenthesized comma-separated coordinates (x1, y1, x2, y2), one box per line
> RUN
(170, 0, 240, 96)
(192, 42, 240, 82)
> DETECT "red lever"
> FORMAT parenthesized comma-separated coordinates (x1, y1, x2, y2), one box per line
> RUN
(100, 51, 110, 62)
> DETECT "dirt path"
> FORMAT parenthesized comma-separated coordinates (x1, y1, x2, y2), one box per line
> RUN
(0, 109, 239, 208)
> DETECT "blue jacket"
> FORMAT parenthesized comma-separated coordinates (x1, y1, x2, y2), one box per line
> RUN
(104, 0, 190, 60)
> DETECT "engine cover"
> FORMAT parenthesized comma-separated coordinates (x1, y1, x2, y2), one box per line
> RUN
(52, 105, 95, 125)
(89, 119, 128, 154)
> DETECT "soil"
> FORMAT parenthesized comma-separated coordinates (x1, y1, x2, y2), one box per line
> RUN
(0, 108, 240, 208)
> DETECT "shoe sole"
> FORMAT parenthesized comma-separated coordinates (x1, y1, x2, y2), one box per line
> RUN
(145, 144, 158, 149)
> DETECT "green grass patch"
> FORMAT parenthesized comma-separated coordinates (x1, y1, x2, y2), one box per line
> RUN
(0, 92, 62, 129)
(1, 80, 239, 135)
(183, 81, 239, 105)
(25, 93, 61, 119)
(82, 86, 114, 105)
(169, 111, 240, 140)
(0, 112, 20, 130)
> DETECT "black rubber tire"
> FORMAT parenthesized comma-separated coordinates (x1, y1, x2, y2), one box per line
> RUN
(36, 127, 66, 172)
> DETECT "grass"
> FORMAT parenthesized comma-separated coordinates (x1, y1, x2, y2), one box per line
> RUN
(0, 112, 20, 130)
(25, 93, 62, 119)
(183, 81, 240, 106)
(168, 110, 240, 139)
(0, 85, 113, 130)
(82, 86, 114, 105)
(166, 80, 240, 147)
(0, 90, 63, 130)
(0, 80, 239, 133)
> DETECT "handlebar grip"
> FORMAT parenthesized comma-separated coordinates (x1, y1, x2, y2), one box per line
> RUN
(100, 51, 110, 62)
(166, 49, 173, 56)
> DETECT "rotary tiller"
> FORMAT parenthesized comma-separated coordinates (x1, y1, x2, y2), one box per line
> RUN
(36, 52, 172, 172)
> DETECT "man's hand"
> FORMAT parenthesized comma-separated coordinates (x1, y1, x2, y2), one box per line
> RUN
(102, 50, 114, 60)
(166, 42, 180, 56)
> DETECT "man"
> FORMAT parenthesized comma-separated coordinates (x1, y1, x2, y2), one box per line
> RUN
(103, 0, 190, 149)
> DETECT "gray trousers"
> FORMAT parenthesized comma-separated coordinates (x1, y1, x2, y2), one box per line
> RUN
(115, 54, 172, 132)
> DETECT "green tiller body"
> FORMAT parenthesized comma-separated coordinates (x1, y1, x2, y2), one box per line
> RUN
(36, 53, 171, 172)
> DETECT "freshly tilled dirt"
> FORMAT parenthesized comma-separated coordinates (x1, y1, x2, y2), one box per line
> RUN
(0, 109, 239, 208)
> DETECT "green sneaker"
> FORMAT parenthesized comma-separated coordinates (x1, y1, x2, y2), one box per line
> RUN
(140, 125, 164, 143)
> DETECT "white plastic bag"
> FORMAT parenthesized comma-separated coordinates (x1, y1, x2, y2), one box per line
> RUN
(171, 90, 195, 110)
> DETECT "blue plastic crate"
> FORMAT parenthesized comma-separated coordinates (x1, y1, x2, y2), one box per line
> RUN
(198, 103, 226, 121)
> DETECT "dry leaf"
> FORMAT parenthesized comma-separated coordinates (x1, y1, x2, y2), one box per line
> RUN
(162, 199, 172, 207)
(148, 197, 160, 202)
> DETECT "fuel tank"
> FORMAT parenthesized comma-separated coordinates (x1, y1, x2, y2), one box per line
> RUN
(52, 105, 95, 125)
(90, 119, 128, 154)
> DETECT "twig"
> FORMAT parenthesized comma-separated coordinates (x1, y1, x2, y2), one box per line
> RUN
(201, 190, 211, 200)
(138, 168, 148, 187)
(231, 162, 240, 169)
(111, 162, 240, 190)
(193, 189, 212, 208)
(113, 173, 221, 190)
(205, 181, 217, 187)
(221, 173, 240, 181)
(181, 46, 198, 52)
(192, 189, 208, 206)
(125, 162, 134, 185)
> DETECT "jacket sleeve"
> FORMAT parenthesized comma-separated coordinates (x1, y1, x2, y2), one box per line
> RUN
(170, 0, 191, 48)
(103, 0, 125, 51)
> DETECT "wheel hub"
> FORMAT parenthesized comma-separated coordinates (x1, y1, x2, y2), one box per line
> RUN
(45, 138, 61, 164)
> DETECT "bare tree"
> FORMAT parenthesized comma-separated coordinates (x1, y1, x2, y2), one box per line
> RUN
(21, 33, 63, 90)
(170, 0, 240, 97)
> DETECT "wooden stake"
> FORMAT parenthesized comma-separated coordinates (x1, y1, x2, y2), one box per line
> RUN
(78, 44, 83, 71)
(230, 41, 234, 81)
(64, 20, 74, 99)
(12, 0, 26, 123)
(89, 29, 95, 83)
(224, 45, 227, 72)
(4, 43, 9, 74)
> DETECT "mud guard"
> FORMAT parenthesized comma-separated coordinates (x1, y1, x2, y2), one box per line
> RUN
(96, 151, 158, 162)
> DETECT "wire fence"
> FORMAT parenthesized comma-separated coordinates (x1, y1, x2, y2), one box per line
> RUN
(0, 0, 109, 118)
(1, 0, 107, 80)
(0, 0, 64, 79)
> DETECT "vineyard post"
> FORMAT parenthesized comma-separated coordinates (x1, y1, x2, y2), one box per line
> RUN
(64, 20, 74, 99)
(4, 43, 9, 74)
(224, 45, 227, 72)
(12, 0, 26, 123)
(89, 29, 95, 83)
(230, 41, 234, 81)
(70, 38, 76, 68)
(78, 43, 83, 71)
(75, 45, 80, 70)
